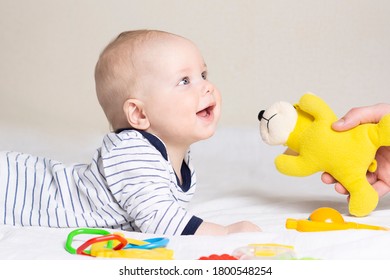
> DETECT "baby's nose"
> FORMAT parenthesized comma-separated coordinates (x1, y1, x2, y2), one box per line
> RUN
(202, 80, 214, 95)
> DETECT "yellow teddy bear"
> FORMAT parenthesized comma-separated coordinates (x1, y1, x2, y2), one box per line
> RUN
(258, 93, 390, 217)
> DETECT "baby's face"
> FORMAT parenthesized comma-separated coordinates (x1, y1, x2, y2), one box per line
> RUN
(136, 35, 222, 148)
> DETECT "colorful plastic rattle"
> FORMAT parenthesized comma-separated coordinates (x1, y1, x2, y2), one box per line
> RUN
(65, 228, 173, 259)
(286, 207, 389, 232)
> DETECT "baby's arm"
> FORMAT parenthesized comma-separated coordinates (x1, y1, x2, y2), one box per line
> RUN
(195, 221, 261, 235)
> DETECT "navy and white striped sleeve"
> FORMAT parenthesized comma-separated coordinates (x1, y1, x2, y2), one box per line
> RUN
(101, 132, 199, 235)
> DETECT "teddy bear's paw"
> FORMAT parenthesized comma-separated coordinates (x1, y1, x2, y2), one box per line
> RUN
(348, 187, 379, 217)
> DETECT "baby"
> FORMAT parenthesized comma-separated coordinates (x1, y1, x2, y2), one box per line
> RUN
(0, 30, 260, 235)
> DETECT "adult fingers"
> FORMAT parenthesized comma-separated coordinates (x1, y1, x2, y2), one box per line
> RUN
(332, 103, 390, 131)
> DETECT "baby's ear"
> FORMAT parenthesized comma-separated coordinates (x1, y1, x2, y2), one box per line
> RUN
(123, 99, 150, 130)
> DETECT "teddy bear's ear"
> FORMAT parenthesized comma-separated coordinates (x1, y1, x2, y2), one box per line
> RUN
(259, 101, 298, 145)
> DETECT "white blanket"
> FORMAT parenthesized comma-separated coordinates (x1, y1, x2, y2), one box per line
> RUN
(1, 126, 390, 260)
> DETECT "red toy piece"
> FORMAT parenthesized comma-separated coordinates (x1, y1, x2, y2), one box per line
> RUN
(198, 254, 237, 260)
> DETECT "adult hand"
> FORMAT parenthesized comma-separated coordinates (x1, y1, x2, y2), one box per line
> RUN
(321, 103, 390, 198)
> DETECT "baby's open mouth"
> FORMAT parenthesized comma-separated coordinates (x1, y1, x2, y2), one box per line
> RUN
(197, 105, 215, 118)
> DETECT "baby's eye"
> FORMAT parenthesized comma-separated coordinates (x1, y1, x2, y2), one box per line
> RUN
(201, 71, 207, 80)
(178, 77, 190, 86)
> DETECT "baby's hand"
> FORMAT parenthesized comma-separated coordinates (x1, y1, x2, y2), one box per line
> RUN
(195, 221, 261, 235)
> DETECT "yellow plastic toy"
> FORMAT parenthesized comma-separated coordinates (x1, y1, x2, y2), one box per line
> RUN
(89, 233, 174, 260)
(286, 207, 389, 232)
(258, 93, 390, 217)
(90, 239, 174, 259)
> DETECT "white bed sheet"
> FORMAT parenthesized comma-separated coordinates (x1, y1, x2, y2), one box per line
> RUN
(1, 125, 390, 260)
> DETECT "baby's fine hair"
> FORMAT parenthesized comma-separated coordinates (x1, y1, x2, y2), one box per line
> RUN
(94, 29, 175, 131)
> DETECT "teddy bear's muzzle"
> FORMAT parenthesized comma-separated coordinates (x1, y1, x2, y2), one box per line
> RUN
(258, 110, 265, 121)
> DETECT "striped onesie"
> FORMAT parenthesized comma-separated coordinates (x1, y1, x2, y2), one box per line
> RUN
(0, 129, 203, 235)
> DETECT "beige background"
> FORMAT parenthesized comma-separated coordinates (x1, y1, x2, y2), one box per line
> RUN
(1, 0, 389, 156)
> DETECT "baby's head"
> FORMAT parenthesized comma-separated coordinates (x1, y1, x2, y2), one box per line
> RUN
(95, 30, 221, 146)
(95, 30, 154, 131)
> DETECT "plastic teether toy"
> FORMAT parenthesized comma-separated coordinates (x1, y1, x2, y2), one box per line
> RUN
(286, 207, 389, 232)
(232, 244, 296, 260)
(64, 228, 173, 259)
